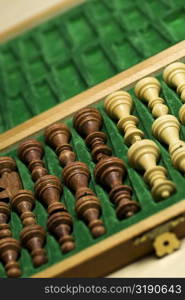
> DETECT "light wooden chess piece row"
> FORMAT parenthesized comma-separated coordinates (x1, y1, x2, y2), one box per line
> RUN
(135, 70, 185, 175)
(105, 90, 176, 201)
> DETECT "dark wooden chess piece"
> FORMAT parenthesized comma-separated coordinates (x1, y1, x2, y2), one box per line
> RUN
(0, 201, 21, 278)
(0, 156, 47, 269)
(45, 123, 106, 238)
(0, 156, 22, 200)
(73, 108, 140, 219)
(11, 190, 47, 267)
(0, 157, 21, 277)
(18, 139, 75, 253)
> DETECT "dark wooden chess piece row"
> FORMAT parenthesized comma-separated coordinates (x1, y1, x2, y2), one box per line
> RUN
(45, 123, 106, 238)
(73, 108, 140, 219)
(0, 157, 21, 278)
(0, 156, 47, 277)
(18, 139, 75, 254)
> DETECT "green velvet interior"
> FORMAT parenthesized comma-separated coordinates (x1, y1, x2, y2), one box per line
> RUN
(0, 0, 185, 133)
(0, 76, 185, 278)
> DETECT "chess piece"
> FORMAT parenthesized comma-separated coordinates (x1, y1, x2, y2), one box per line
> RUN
(0, 157, 21, 277)
(128, 139, 175, 199)
(163, 62, 185, 102)
(0, 201, 21, 277)
(45, 123, 106, 237)
(0, 202, 11, 239)
(163, 62, 185, 125)
(63, 162, 105, 237)
(73, 108, 112, 161)
(0, 156, 22, 200)
(18, 139, 75, 253)
(135, 76, 185, 174)
(105, 90, 176, 200)
(153, 115, 185, 173)
(44, 123, 76, 166)
(11, 190, 47, 267)
(94, 156, 137, 218)
(35, 175, 74, 252)
(105, 91, 144, 145)
(179, 104, 185, 125)
(73, 108, 139, 217)
(18, 140, 48, 182)
(135, 77, 169, 117)
(0, 237, 21, 278)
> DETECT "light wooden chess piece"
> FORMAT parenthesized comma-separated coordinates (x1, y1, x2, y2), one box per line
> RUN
(105, 91, 144, 145)
(135, 76, 185, 173)
(179, 104, 185, 125)
(127, 139, 175, 199)
(135, 77, 168, 117)
(153, 115, 185, 173)
(163, 62, 185, 102)
(105, 90, 175, 200)
(163, 62, 185, 125)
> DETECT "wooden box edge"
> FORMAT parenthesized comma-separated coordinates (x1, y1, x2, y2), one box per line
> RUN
(32, 200, 185, 277)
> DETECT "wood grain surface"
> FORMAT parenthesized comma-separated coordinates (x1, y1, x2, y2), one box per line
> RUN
(0, 0, 85, 43)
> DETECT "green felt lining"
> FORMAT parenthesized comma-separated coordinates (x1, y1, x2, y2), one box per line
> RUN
(1, 76, 185, 277)
(1, 0, 185, 132)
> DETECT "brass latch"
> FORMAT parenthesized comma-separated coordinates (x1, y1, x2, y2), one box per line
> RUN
(153, 232, 180, 257)
(134, 215, 184, 257)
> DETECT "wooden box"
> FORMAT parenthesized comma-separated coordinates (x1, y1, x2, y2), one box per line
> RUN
(1, 41, 185, 277)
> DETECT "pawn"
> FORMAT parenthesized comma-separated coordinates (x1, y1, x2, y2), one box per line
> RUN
(47, 211, 75, 253)
(152, 114, 185, 173)
(74, 107, 103, 139)
(0, 237, 21, 278)
(104, 91, 144, 145)
(11, 190, 47, 267)
(34, 175, 62, 214)
(94, 156, 139, 218)
(44, 123, 76, 166)
(20, 225, 47, 267)
(11, 190, 36, 227)
(162, 62, 185, 125)
(134, 77, 169, 117)
(0, 201, 21, 277)
(35, 174, 75, 252)
(18, 139, 48, 182)
(63, 161, 106, 238)
(128, 139, 176, 200)
(74, 108, 112, 162)
(163, 62, 185, 102)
